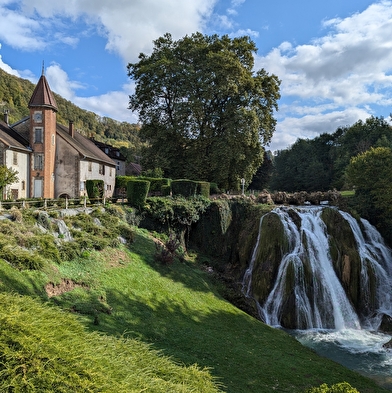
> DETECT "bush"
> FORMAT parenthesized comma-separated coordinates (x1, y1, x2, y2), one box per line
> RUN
(139, 177, 171, 194)
(86, 179, 104, 202)
(306, 382, 360, 393)
(210, 182, 221, 194)
(197, 181, 210, 197)
(161, 184, 171, 196)
(127, 179, 150, 208)
(171, 179, 198, 197)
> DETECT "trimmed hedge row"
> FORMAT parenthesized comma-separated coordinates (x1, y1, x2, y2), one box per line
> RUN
(127, 180, 150, 208)
(119, 177, 212, 206)
(171, 180, 210, 198)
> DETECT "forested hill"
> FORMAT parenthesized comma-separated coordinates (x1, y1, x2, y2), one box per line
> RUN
(0, 68, 143, 159)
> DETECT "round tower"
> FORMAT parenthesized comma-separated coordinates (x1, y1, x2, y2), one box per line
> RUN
(28, 68, 58, 198)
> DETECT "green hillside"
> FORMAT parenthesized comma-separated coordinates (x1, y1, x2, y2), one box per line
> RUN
(0, 68, 144, 160)
(0, 204, 388, 392)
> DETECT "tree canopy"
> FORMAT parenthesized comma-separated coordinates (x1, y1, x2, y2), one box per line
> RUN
(0, 166, 18, 200)
(128, 32, 280, 189)
(269, 116, 392, 192)
(346, 146, 392, 242)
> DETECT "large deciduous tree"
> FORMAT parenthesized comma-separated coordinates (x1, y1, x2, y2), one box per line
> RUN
(128, 32, 280, 190)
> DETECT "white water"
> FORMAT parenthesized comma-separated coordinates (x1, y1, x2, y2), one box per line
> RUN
(242, 207, 392, 387)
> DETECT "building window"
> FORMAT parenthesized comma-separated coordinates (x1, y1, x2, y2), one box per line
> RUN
(13, 151, 18, 165)
(22, 181, 25, 190)
(34, 128, 43, 144)
(88, 161, 92, 172)
(99, 164, 105, 175)
(34, 154, 44, 170)
(80, 181, 85, 191)
(52, 134, 55, 145)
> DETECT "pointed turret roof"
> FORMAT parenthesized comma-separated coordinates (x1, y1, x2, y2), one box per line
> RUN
(28, 72, 58, 112)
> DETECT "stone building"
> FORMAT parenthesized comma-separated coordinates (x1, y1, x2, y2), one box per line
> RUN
(0, 71, 116, 199)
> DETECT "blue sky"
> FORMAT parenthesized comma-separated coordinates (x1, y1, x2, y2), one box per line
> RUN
(0, 0, 391, 151)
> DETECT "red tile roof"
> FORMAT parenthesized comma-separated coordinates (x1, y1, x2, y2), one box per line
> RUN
(28, 74, 58, 111)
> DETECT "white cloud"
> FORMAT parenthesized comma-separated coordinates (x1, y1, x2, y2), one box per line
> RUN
(7, 0, 217, 63)
(255, 1, 392, 151)
(45, 63, 85, 100)
(74, 86, 139, 125)
(270, 107, 373, 151)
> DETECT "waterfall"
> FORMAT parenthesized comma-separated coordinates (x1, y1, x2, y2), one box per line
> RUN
(242, 206, 392, 331)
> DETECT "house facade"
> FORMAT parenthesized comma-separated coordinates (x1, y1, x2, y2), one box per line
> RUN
(0, 72, 116, 200)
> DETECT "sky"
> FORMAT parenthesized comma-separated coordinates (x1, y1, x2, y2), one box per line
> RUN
(0, 0, 392, 152)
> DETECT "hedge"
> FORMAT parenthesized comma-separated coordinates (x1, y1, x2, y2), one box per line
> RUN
(86, 180, 104, 201)
(127, 179, 150, 208)
(139, 177, 171, 193)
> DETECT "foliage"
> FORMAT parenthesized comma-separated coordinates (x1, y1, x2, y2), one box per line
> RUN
(127, 179, 150, 208)
(269, 116, 392, 192)
(86, 179, 104, 201)
(197, 181, 210, 198)
(306, 382, 360, 393)
(0, 207, 387, 393)
(0, 293, 221, 392)
(0, 165, 18, 200)
(115, 175, 136, 189)
(139, 176, 171, 193)
(155, 232, 181, 265)
(346, 146, 392, 243)
(128, 32, 280, 189)
(0, 68, 144, 163)
(171, 179, 199, 197)
(142, 167, 164, 178)
(249, 149, 273, 191)
(143, 196, 211, 231)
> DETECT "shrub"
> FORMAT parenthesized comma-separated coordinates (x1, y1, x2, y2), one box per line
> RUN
(155, 233, 181, 265)
(86, 179, 104, 202)
(139, 177, 171, 194)
(171, 179, 198, 197)
(306, 382, 360, 393)
(127, 179, 150, 208)
(210, 182, 221, 194)
(115, 176, 136, 189)
(161, 184, 171, 196)
(197, 181, 210, 197)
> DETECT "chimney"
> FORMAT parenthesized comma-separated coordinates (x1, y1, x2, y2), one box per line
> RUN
(69, 120, 75, 138)
(4, 110, 9, 125)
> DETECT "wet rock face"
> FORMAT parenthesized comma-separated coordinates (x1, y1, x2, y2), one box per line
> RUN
(380, 314, 392, 333)
(383, 339, 392, 349)
(241, 207, 392, 330)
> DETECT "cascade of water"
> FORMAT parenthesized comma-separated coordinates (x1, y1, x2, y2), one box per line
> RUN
(339, 212, 392, 329)
(242, 207, 392, 330)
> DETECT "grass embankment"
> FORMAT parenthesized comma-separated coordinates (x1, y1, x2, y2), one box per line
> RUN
(0, 206, 389, 392)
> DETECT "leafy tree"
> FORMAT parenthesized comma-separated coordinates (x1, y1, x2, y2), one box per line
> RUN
(0, 166, 18, 200)
(270, 137, 333, 192)
(333, 116, 392, 188)
(346, 146, 392, 244)
(128, 32, 280, 189)
(249, 150, 273, 190)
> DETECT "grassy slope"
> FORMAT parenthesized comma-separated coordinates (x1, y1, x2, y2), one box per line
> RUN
(0, 215, 389, 392)
(49, 228, 388, 393)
